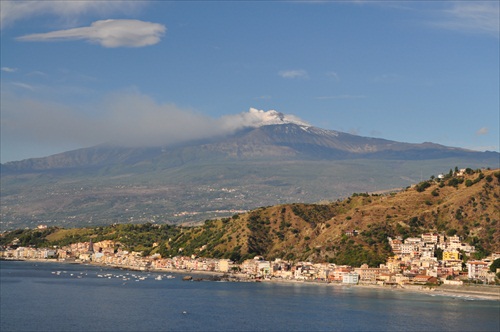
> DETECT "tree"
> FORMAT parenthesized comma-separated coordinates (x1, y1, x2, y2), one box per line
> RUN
(415, 181, 431, 192)
(490, 258, 500, 273)
(446, 228, 457, 237)
(434, 248, 443, 261)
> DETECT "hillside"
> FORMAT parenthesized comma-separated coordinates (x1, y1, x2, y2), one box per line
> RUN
(2, 168, 498, 267)
(1, 122, 498, 230)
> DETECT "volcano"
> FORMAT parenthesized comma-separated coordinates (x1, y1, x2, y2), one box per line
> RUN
(1, 110, 498, 229)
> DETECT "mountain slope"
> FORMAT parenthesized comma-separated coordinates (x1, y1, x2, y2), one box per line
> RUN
(3, 169, 498, 267)
(155, 168, 500, 265)
(1, 123, 498, 230)
(3, 123, 498, 172)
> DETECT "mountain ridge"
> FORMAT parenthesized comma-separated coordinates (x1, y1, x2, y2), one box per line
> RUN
(2, 123, 496, 171)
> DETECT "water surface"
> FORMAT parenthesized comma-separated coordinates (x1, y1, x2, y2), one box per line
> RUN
(1, 261, 498, 331)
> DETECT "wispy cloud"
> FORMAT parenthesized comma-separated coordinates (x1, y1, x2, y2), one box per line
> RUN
(432, 2, 500, 37)
(1, 0, 145, 28)
(1, 90, 306, 150)
(342, 1, 499, 38)
(1, 90, 216, 148)
(25, 71, 48, 78)
(17, 19, 166, 48)
(278, 69, 309, 79)
(476, 127, 489, 136)
(348, 128, 360, 136)
(326, 71, 340, 81)
(1, 67, 18, 73)
(11, 82, 35, 91)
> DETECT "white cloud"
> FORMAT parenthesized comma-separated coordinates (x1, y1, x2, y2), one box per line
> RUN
(433, 2, 500, 37)
(278, 69, 309, 79)
(1, 67, 18, 72)
(1, 0, 145, 28)
(17, 19, 166, 48)
(220, 108, 309, 131)
(476, 127, 489, 136)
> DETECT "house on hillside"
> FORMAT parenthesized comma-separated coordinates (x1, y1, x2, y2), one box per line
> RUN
(344, 230, 358, 237)
(443, 250, 460, 261)
(421, 233, 440, 244)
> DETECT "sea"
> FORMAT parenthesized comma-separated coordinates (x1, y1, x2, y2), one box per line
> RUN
(1, 260, 499, 332)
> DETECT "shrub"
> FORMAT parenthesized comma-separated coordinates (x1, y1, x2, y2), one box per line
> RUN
(415, 181, 431, 192)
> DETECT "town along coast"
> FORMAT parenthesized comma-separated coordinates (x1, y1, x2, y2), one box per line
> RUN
(3, 257, 498, 302)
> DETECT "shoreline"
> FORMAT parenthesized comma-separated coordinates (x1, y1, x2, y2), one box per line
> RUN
(3, 258, 499, 301)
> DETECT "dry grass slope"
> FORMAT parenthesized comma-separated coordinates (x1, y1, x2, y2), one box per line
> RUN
(2, 169, 498, 268)
(166, 168, 499, 265)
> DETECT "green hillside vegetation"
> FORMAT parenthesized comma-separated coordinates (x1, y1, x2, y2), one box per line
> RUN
(1, 168, 499, 267)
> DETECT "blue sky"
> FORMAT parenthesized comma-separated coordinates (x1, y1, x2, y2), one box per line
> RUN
(1, 1, 499, 163)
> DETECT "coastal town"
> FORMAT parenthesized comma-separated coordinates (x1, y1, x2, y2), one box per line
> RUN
(2, 230, 499, 288)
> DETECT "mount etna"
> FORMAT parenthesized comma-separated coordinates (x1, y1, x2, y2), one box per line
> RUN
(1, 110, 498, 230)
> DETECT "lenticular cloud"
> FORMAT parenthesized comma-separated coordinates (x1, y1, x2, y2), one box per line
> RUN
(17, 19, 166, 48)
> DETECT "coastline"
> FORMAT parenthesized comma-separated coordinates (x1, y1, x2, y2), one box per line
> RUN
(3, 258, 499, 301)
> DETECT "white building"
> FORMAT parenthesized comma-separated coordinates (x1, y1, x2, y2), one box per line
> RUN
(342, 272, 359, 284)
(467, 261, 489, 280)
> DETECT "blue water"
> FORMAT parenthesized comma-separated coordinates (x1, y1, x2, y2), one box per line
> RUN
(1, 261, 499, 331)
